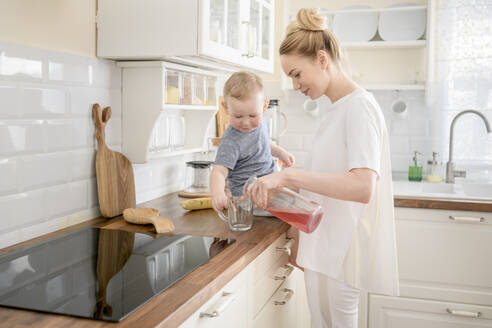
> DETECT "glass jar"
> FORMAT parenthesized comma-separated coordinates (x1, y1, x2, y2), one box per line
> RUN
(192, 74, 205, 105)
(165, 70, 181, 104)
(180, 73, 193, 105)
(169, 114, 185, 150)
(205, 76, 217, 106)
(185, 161, 213, 193)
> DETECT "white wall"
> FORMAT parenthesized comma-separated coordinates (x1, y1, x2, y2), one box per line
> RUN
(0, 42, 193, 249)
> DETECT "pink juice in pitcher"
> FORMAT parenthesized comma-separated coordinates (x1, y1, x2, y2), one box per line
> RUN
(266, 206, 323, 234)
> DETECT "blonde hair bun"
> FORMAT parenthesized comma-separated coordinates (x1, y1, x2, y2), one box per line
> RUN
(296, 8, 326, 31)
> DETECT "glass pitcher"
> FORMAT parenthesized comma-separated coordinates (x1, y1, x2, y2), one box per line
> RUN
(243, 176, 323, 234)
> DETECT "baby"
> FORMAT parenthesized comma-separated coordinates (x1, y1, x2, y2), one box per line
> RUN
(210, 71, 295, 212)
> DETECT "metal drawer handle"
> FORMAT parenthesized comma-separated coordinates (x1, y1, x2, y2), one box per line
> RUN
(276, 238, 293, 256)
(274, 264, 294, 281)
(446, 308, 481, 318)
(200, 292, 234, 318)
(274, 288, 294, 306)
(448, 216, 485, 223)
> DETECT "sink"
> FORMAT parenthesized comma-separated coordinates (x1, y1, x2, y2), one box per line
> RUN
(421, 183, 456, 194)
(462, 183, 492, 198)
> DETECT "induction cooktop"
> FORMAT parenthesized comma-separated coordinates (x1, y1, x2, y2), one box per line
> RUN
(0, 227, 234, 322)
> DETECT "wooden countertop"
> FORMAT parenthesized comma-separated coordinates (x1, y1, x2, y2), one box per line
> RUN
(394, 196, 492, 212)
(0, 193, 290, 328)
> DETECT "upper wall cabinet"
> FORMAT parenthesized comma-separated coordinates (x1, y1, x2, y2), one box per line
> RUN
(96, 0, 275, 73)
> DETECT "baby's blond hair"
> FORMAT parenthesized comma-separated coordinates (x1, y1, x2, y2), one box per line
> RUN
(223, 71, 263, 101)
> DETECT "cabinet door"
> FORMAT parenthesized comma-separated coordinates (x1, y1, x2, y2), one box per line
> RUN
(369, 294, 492, 328)
(199, 0, 248, 67)
(246, 0, 275, 73)
(395, 207, 492, 306)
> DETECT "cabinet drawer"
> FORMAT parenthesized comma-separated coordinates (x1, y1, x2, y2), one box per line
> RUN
(252, 272, 297, 328)
(252, 233, 290, 283)
(252, 259, 293, 317)
(395, 208, 492, 305)
(369, 294, 492, 328)
(180, 264, 250, 328)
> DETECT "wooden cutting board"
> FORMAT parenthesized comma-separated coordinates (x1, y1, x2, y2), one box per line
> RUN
(93, 103, 136, 218)
(214, 96, 229, 146)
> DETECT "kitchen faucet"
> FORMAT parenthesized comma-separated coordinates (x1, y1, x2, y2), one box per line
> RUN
(446, 109, 492, 183)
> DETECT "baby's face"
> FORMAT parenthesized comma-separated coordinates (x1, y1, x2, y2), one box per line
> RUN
(226, 92, 266, 133)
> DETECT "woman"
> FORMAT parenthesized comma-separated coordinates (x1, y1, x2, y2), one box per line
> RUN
(247, 8, 399, 328)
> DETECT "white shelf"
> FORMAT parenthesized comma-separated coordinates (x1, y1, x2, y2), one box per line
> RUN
(121, 61, 221, 163)
(320, 5, 427, 15)
(163, 104, 218, 111)
(362, 84, 425, 90)
(148, 147, 204, 159)
(342, 40, 426, 49)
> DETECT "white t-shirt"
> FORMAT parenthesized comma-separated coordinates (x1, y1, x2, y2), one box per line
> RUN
(297, 89, 399, 296)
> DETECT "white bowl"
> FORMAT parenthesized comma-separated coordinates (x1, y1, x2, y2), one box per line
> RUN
(333, 6, 378, 42)
(379, 2, 427, 41)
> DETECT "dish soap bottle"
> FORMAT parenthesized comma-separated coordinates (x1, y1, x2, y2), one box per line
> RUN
(408, 151, 423, 182)
(426, 151, 443, 183)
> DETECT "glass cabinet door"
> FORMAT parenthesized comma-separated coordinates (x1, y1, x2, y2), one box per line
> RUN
(209, 0, 225, 45)
(226, 0, 240, 51)
(261, 3, 272, 61)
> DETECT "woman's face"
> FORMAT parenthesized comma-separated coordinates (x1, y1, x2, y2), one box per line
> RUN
(280, 53, 330, 100)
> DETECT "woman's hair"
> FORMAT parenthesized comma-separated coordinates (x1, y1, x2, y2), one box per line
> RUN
(279, 8, 341, 62)
(223, 71, 263, 101)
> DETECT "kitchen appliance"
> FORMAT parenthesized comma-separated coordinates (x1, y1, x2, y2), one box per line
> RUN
(0, 227, 234, 322)
(265, 99, 287, 144)
(93, 104, 136, 218)
(183, 161, 213, 194)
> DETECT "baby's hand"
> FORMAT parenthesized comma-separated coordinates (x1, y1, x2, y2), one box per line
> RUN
(212, 191, 229, 213)
(278, 149, 295, 168)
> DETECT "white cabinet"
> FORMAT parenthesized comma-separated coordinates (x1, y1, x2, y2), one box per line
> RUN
(119, 61, 222, 163)
(180, 234, 311, 328)
(369, 295, 492, 328)
(97, 0, 275, 73)
(365, 207, 492, 328)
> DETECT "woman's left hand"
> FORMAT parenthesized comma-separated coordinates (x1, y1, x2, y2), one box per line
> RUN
(247, 170, 287, 209)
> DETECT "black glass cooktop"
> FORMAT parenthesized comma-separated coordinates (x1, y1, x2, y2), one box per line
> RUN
(0, 227, 234, 322)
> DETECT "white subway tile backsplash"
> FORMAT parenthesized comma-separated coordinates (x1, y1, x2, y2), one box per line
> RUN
(21, 86, 68, 117)
(69, 149, 96, 181)
(70, 87, 110, 117)
(48, 57, 91, 85)
(134, 165, 153, 193)
(44, 119, 88, 151)
(105, 117, 122, 147)
(390, 136, 410, 155)
(0, 82, 20, 118)
(391, 155, 412, 172)
(290, 151, 309, 169)
(0, 159, 17, 194)
(43, 185, 74, 220)
(0, 121, 45, 155)
(16, 189, 45, 229)
(0, 43, 43, 80)
(410, 137, 434, 159)
(279, 134, 303, 151)
(88, 178, 98, 208)
(0, 194, 18, 232)
(18, 152, 70, 190)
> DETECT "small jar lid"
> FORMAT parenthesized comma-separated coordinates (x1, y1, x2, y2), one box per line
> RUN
(186, 160, 213, 168)
(268, 99, 279, 107)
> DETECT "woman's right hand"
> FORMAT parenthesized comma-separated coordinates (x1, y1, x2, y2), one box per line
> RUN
(212, 191, 228, 213)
